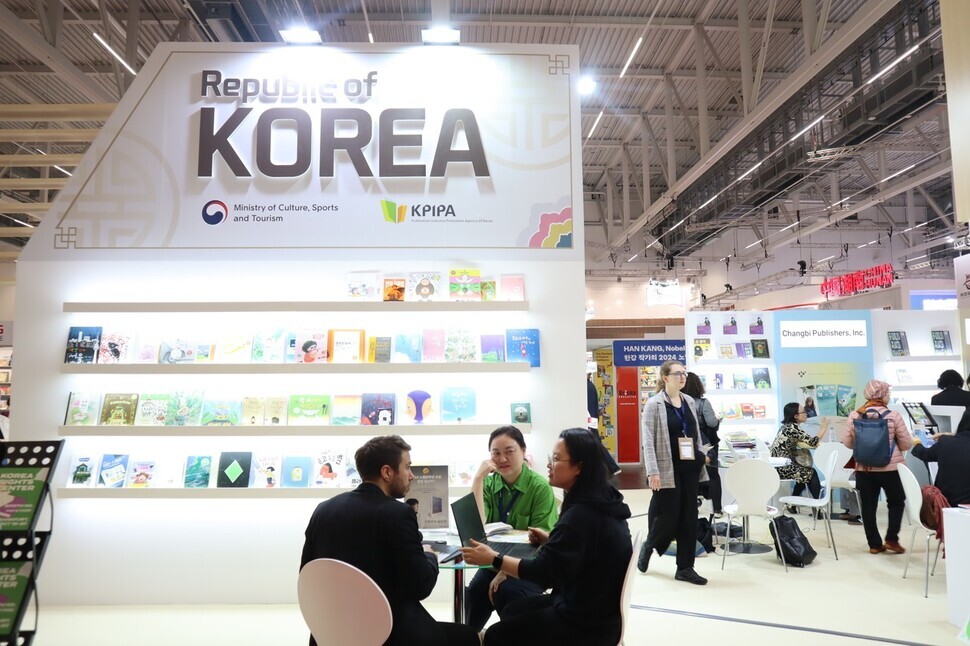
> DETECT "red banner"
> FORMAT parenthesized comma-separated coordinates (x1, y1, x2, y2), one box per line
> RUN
(820, 263, 894, 298)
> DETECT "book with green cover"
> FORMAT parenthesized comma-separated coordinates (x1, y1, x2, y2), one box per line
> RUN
(288, 395, 331, 425)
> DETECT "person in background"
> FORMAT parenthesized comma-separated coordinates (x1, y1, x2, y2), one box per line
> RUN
(460, 428, 632, 646)
(464, 426, 558, 632)
(587, 372, 621, 475)
(637, 360, 709, 585)
(770, 402, 828, 518)
(406, 498, 419, 515)
(804, 396, 818, 418)
(931, 370, 970, 408)
(300, 435, 479, 646)
(911, 409, 970, 506)
(681, 372, 722, 515)
(842, 380, 913, 555)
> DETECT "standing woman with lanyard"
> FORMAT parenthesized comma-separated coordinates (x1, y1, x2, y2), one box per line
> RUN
(465, 426, 559, 631)
(637, 360, 709, 585)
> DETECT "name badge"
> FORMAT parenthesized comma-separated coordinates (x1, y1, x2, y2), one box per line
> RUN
(678, 437, 695, 460)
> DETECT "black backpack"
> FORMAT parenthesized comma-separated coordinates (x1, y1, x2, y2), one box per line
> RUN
(769, 516, 817, 567)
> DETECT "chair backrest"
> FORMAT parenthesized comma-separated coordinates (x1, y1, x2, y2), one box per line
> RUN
(827, 443, 857, 488)
(812, 443, 838, 482)
(814, 450, 840, 506)
(897, 464, 929, 531)
(618, 531, 642, 646)
(903, 450, 932, 488)
(298, 558, 393, 646)
(724, 458, 780, 516)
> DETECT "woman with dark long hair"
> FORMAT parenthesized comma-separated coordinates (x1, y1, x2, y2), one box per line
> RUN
(461, 428, 632, 646)
(681, 372, 722, 514)
(770, 402, 827, 516)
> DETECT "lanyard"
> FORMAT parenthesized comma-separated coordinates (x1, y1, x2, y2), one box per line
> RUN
(497, 489, 521, 523)
(664, 392, 690, 437)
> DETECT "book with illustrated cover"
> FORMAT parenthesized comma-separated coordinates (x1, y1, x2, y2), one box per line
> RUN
(836, 385, 857, 417)
(97, 330, 130, 364)
(408, 465, 450, 529)
(422, 329, 446, 363)
(313, 449, 348, 488)
(505, 329, 540, 367)
(499, 274, 526, 301)
(732, 372, 753, 389)
(449, 461, 478, 487)
(287, 395, 330, 425)
(815, 384, 837, 416)
(331, 395, 363, 425)
(67, 455, 97, 487)
(158, 338, 197, 363)
(371, 336, 392, 363)
(450, 268, 482, 301)
(640, 366, 659, 389)
(718, 344, 736, 360)
(131, 337, 160, 363)
(692, 338, 712, 360)
(64, 392, 101, 426)
(931, 330, 952, 355)
(200, 399, 242, 426)
(741, 403, 754, 419)
(749, 316, 765, 334)
(329, 329, 365, 363)
(217, 452, 252, 488)
(97, 454, 129, 488)
(511, 402, 531, 424)
(251, 329, 288, 363)
(347, 270, 381, 301)
(65, 326, 102, 364)
(887, 331, 909, 357)
(281, 456, 313, 487)
(183, 456, 213, 488)
(750, 339, 770, 359)
(404, 389, 435, 425)
(241, 397, 265, 426)
(292, 330, 329, 364)
(165, 391, 203, 426)
(753, 405, 766, 419)
(99, 393, 139, 426)
(695, 317, 712, 335)
(135, 393, 172, 426)
(722, 317, 738, 335)
(734, 343, 752, 359)
(263, 396, 288, 425)
(720, 402, 741, 419)
(383, 277, 406, 302)
(480, 334, 506, 362)
(896, 368, 913, 385)
(193, 343, 215, 362)
(481, 280, 497, 302)
(126, 460, 155, 488)
(751, 368, 772, 389)
(441, 387, 477, 422)
(393, 333, 423, 363)
(251, 454, 281, 488)
(445, 329, 478, 363)
(361, 392, 396, 425)
(407, 271, 443, 302)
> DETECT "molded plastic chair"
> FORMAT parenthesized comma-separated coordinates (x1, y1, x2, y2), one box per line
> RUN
(814, 442, 861, 522)
(618, 531, 642, 645)
(779, 450, 840, 560)
(298, 558, 393, 646)
(897, 464, 943, 598)
(721, 459, 788, 572)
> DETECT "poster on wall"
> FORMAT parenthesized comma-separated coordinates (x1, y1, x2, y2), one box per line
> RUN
(407, 465, 449, 530)
(780, 362, 871, 437)
(593, 348, 615, 454)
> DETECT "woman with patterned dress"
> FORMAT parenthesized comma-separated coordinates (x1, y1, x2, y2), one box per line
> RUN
(770, 402, 828, 514)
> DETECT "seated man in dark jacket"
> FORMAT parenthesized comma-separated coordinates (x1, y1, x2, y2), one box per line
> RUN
(911, 411, 970, 506)
(300, 435, 478, 646)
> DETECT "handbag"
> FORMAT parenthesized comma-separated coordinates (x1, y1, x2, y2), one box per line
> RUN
(791, 446, 814, 468)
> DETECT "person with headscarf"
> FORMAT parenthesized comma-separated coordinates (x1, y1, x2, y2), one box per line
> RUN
(841, 380, 913, 555)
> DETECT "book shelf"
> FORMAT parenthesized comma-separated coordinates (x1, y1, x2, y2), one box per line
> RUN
(62, 362, 530, 375)
(64, 301, 530, 313)
(869, 310, 962, 401)
(59, 423, 531, 437)
(56, 486, 474, 499)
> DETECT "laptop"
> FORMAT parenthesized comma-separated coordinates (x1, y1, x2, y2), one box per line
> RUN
(450, 493, 538, 559)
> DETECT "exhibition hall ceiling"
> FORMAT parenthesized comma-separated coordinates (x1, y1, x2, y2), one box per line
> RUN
(0, 0, 957, 299)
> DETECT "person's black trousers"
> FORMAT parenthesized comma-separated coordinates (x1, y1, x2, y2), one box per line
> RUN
(463, 567, 545, 631)
(855, 470, 906, 549)
(483, 594, 620, 646)
(645, 466, 701, 570)
(792, 470, 822, 499)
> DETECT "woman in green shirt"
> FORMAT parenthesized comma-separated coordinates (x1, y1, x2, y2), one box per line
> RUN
(465, 425, 559, 631)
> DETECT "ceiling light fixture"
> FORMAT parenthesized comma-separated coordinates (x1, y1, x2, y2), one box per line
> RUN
(92, 32, 137, 75)
(788, 116, 825, 143)
(421, 26, 460, 45)
(280, 26, 322, 44)
(578, 76, 597, 96)
(586, 110, 604, 140)
(360, 0, 375, 43)
(619, 37, 643, 78)
(865, 44, 920, 87)
(818, 255, 836, 262)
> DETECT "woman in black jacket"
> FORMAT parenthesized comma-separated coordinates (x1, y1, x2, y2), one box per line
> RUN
(461, 428, 633, 646)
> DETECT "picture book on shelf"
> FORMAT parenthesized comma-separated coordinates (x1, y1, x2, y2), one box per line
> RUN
(241, 397, 265, 426)
(135, 393, 172, 426)
(750, 339, 770, 359)
(64, 392, 101, 426)
(895, 368, 913, 385)
(183, 456, 213, 488)
(361, 392, 396, 425)
(67, 455, 96, 487)
(499, 274, 526, 301)
(217, 452, 252, 488)
(450, 268, 482, 301)
(748, 316, 765, 335)
(193, 342, 215, 362)
(98, 454, 129, 488)
(165, 391, 203, 426)
(383, 277, 406, 302)
(250, 454, 281, 488)
(722, 317, 738, 335)
(695, 316, 712, 335)
(288, 395, 330, 425)
(97, 330, 130, 364)
(132, 336, 160, 363)
(347, 270, 381, 301)
(281, 456, 313, 487)
(200, 399, 242, 426)
(293, 330, 328, 363)
(158, 338, 196, 363)
(887, 330, 909, 357)
(505, 329, 540, 367)
(752, 368, 772, 389)
(251, 328, 287, 363)
(404, 390, 435, 425)
(263, 396, 288, 425)
(931, 330, 952, 355)
(313, 449, 348, 488)
(732, 372, 753, 389)
(693, 338, 712, 359)
(126, 460, 155, 488)
(511, 402, 532, 424)
(407, 272, 442, 302)
(718, 344, 736, 360)
(640, 366, 659, 389)
(65, 326, 101, 364)
(329, 329, 365, 363)
(393, 333, 423, 363)
(445, 329, 478, 363)
(331, 395, 363, 426)
(734, 342, 752, 359)
(441, 387, 477, 423)
(215, 336, 253, 363)
(815, 384, 838, 416)
(480, 334, 506, 362)
(369, 336, 392, 363)
(481, 280, 497, 302)
(422, 329, 446, 363)
(99, 393, 139, 426)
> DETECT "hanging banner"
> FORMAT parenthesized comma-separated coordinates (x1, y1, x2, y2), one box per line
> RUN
(613, 340, 686, 367)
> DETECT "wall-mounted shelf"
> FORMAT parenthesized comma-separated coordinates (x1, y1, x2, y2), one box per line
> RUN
(63, 301, 529, 313)
(62, 362, 531, 375)
(706, 389, 776, 396)
(59, 423, 530, 437)
(888, 355, 958, 362)
(56, 486, 473, 499)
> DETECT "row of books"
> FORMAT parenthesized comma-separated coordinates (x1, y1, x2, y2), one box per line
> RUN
(66, 391, 532, 427)
(639, 367, 773, 390)
(348, 270, 526, 302)
(68, 452, 483, 490)
(887, 330, 953, 356)
(695, 315, 766, 336)
(65, 327, 541, 367)
(692, 338, 770, 360)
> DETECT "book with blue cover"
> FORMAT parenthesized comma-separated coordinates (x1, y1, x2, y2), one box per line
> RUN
(505, 329, 540, 367)
(361, 392, 396, 425)
(393, 333, 423, 363)
(441, 387, 477, 423)
(282, 456, 313, 487)
(183, 456, 213, 488)
(98, 454, 129, 488)
(200, 398, 242, 426)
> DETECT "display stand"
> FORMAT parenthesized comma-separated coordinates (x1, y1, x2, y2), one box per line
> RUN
(869, 309, 961, 402)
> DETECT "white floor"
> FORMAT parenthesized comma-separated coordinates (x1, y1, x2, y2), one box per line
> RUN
(30, 489, 958, 645)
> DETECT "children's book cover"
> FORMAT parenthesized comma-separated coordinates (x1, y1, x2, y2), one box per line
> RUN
(131, 336, 160, 363)
(99, 393, 139, 426)
(407, 272, 443, 302)
(65, 326, 102, 364)
(329, 329, 365, 363)
(422, 329, 446, 363)
(331, 395, 363, 425)
(313, 449, 348, 488)
(499, 274, 526, 301)
(158, 338, 197, 363)
(752, 368, 772, 390)
(505, 329, 540, 368)
(734, 343, 751, 359)
(217, 452, 252, 488)
(251, 454, 281, 488)
(126, 460, 156, 488)
(287, 395, 331, 425)
(165, 391, 204, 426)
(241, 397, 265, 426)
(695, 316, 712, 335)
(731, 372, 753, 389)
(393, 333, 423, 363)
(251, 328, 288, 363)
(135, 393, 172, 426)
(480, 280, 497, 302)
(449, 268, 482, 301)
(931, 330, 952, 355)
(404, 389, 435, 425)
(383, 277, 406, 302)
(480, 334, 506, 362)
(293, 330, 329, 363)
(692, 338, 712, 360)
(372, 336, 392, 363)
(836, 384, 857, 417)
(64, 392, 101, 426)
(263, 396, 288, 425)
(347, 270, 381, 301)
(510, 402, 532, 424)
(97, 330, 130, 364)
(445, 329, 478, 363)
(98, 454, 129, 488)
(815, 384, 838, 417)
(200, 399, 242, 426)
(750, 339, 770, 359)
(718, 344, 736, 360)
(441, 387, 477, 423)
(67, 455, 97, 487)
(281, 456, 313, 487)
(183, 456, 213, 488)
(361, 392, 396, 425)
(193, 343, 215, 362)
(722, 316, 738, 335)
(748, 316, 765, 335)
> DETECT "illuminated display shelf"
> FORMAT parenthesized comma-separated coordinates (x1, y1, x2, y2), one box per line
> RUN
(887, 355, 958, 362)
(59, 423, 530, 437)
(62, 362, 530, 375)
(57, 486, 473, 499)
(63, 301, 529, 313)
(705, 389, 775, 396)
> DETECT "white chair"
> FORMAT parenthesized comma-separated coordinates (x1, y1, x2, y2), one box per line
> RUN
(816, 442, 861, 522)
(618, 531, 642, 645)
(898, 464, 943, 598)
(779, 451, 840, 560)
(721, 459, 788, 572)
(298, 558, 393, 646)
